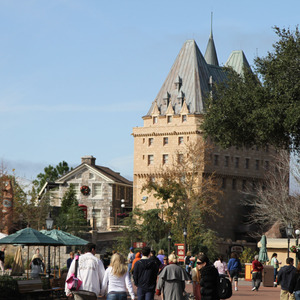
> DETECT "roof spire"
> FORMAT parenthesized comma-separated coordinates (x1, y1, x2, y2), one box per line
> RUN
(204, 12, 219, 66)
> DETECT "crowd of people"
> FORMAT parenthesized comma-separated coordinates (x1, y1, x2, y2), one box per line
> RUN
(2, 243, 300, 299)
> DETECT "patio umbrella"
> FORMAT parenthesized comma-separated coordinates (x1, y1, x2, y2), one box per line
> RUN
(258, 234, 269, 263)
(41, 229, 88, 277)
(0, 227, 62, 278)
(11, 246, 24, 276)
(0, 232, 7, 239)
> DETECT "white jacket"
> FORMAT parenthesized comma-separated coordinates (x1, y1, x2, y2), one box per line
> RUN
(65, 252, 105, 296)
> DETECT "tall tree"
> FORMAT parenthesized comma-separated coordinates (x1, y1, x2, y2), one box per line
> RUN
(57, 184, 88, 235)
(33, 161, 71, 192)
(242, 150, 300, 236)
(142, 141, 221, 256)
(202, 26, 300, 152)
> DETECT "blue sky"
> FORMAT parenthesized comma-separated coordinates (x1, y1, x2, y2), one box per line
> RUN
(0, 0, 299, 182)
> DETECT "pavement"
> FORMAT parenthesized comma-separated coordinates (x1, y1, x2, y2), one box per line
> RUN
(99, 279, 281, 299)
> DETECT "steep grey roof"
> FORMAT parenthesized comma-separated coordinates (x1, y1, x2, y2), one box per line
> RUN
(146, 40, 226, 116)
(204, 33, 219, 66)
(225, 50, 251, 75)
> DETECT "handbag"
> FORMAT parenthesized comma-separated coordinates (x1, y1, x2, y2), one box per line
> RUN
(66, 255, 82, 291)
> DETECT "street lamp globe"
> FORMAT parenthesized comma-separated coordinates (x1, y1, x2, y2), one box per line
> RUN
(286, 223, 293, 237)
(295, 229, 300, 236)
(46, 213, 53, 230)
(183, 228, 187, 237)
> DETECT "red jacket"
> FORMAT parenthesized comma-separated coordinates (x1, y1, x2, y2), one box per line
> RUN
(252, 259, 264, 272)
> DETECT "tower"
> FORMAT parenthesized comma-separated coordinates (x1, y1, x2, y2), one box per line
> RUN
(132, 33, 274, 240)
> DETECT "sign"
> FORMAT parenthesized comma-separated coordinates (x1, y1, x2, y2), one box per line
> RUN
(133, 242, 147, 249)
(175, 243, 185, 262)
(230, 245, 244, 253)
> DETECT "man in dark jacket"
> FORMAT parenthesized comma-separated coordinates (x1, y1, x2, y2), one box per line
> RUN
(133, 246, 159, 300)
(278, 257, 296, 300)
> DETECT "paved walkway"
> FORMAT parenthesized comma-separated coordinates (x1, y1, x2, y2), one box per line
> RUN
(99, 279, 281, 299)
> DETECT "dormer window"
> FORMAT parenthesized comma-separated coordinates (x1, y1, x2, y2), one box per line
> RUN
(153, 116, 158, 124)
(174, 75, 182, 91)
(163, 92, 170, 106)
(182, 115, 187, 122)
(167, 116, 172, 123)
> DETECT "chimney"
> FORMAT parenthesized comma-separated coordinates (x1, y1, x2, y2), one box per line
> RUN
(81, 155, 96, 166)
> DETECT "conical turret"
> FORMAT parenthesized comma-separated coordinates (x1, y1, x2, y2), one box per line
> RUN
(204, 12, 219, 66)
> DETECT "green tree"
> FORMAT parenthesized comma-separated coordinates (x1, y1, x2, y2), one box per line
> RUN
(33, 161, 71, 192)
(202, 26, 300, 152)
(57, 184, 88, 235)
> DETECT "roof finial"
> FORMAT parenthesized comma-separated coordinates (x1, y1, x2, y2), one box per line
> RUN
(210, 12, 213, 38)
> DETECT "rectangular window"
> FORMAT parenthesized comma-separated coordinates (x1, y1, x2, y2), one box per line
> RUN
(162, 154, 168, 165)
(214, 155, 219, 166)
(235, 157, 239, 168)
(182, 115, 187, 122)
(167, 116, 172, 123)
(148, 138, 153, 146)
(72, 184, 79, 198)
(265, 161, 269, 170)
(153, 116, 157, 124)
(222, 178, 226, 189)
(255, 160, 260, 170)
(93, 183, 102, 197)
(163, 137, 168, 145)
(224, 156, 229, 167)
(148, 155, 154, 165)
(178, 154, 184, 163)
(245, 158, 249, 169)
(178, 137, 184, 145)
(242, 180, 247, 191)
(232, 179, 236, 190)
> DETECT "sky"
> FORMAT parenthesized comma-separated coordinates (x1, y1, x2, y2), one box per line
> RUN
(0, 0, 299, 184)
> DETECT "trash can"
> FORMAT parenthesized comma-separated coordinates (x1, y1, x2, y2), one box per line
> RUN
(244, 263, 253, 281)
(263, 265, 274, 287)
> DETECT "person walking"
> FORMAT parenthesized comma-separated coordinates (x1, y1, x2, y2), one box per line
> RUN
(65, 243, 105, 300)
(133, 246, 159, 300)
(127, 247, 135, 275)
(156, 253, 189, 300)
(191, 256, 202, 300)
(102, 253, 135, 300)
(157, 250, 165, 265)
(0, 247, 6, 275)
(271, 252, 281, 287)
(289, 262, 300, 300)
(214, 255, 229, 276)
(197, 254, 220, 300)
(67, 252, 74, 270)
(131, 252, 141, 273)
(150, 250, 162, 270)
(278, 257, 297, 300)
(227, 252, 242, 291)
(251, 255, 264, 291)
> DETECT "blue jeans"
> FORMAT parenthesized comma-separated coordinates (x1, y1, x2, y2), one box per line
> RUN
(137, 288, 155, 300)
(295, 290, 300, 300)
(106, 292, 128, 300)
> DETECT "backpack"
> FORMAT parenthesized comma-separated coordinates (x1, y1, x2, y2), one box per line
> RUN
(218, 275, 232, 299)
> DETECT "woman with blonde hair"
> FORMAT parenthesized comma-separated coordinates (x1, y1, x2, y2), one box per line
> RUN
(102, 253, 135, 300)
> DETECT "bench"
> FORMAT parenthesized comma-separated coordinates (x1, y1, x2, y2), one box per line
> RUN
(17, 279, 53, 300)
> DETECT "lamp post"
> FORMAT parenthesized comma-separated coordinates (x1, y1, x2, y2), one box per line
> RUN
(168, 232, 172, 255)
(286, 223, 293, 258)
(183, 227, 187, 254)
(296, 229, 300, 265)
(45, 212, 54, 278)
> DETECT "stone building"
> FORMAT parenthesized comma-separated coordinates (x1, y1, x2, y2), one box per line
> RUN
(132, 32, 275, 240)
(40, 155, 133, 232)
